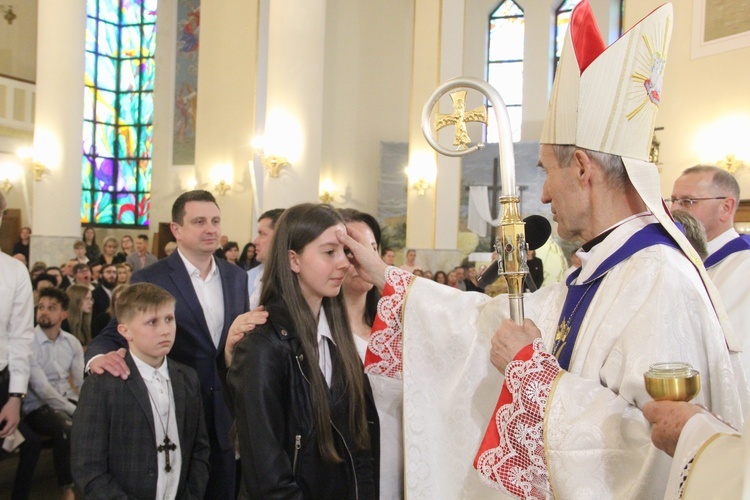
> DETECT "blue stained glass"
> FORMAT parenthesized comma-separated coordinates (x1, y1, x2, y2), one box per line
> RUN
(140, 92, 153, 123)
(139, 59, 156, 90)
(116, 193, 137, 224)
(95, 89, 117, 124)
(85, 17, 98, 52)
(83, 0, 156, 227)
(100, 0, 120, 23)
(94, 157, 115, 190)
(98, 22, 120, 57)
(118, 160, 138, 191)
(95, 123, 116, 156)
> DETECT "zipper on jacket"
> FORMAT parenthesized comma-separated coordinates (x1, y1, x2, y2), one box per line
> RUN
(296, 354, 360, 499)
(331, 421, 359, 500)
(292, 434, 301, 474)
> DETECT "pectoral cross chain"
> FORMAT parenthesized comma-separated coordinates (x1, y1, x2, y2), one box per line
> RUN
(157, 436, 177, 472)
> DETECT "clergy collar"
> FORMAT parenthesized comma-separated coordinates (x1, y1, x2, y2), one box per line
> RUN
(581, 212, 652, 252)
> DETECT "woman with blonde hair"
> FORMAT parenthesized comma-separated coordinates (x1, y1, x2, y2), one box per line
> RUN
(115, 263, 132, 285)
(95, 236, 125, 266)
(64, 284, 93, 346)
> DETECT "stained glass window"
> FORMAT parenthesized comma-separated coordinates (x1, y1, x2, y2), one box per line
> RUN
(82, 0, 157, 227)
(487, 0, 524, 142)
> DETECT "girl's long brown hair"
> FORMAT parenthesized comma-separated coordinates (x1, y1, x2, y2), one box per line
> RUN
(260, 204, 369, 463)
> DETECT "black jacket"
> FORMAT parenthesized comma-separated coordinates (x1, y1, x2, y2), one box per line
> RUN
(227, 299, 378, 500)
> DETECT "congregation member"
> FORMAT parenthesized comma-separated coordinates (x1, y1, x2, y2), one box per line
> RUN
(85, 190, 249, 499)
(247, 208, 284, 309)
(72, 241, 89, 265)
(63, 285, 93, 347)
(454, 266, 467, 291)
(238, 242, 259, 271)
(116, 263, 132, 285)
(92, 262, 118, 317)
(71, 263, 94, 290)
(0, 190, 36, 499)
(82, 227, 101, 262)
(338, 3, 746, 498)
(12, 226, 31, 266)
(95, 236, 126, 266)
(221, 241, 240, 266)
(120, 234, 135, 258)
(126, 233, 158, 272)
(72, 283, 210, 499)
(92, 283, 128, 339)
(45, 266, 67, 289)
(227, 204, 377, 499)
(671, 165, 750, 371)
(24, 287, 82, 500)
(380, 247, 395, 266)
(398, 248, 419, 273)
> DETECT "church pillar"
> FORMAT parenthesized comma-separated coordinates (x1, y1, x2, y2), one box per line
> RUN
(406, 0, 466, 250)
(193, 0, 260, 243)
(258, 0, 327, 210)
(29, 0, 87, 267)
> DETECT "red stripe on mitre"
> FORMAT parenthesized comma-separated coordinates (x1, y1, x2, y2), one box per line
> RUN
(571, 0, 606, 73)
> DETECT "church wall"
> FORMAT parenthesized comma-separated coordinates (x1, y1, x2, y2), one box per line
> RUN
(321, 0, 414, 216)
(0, 1, 37, 81)
(624, 0, 750, 198)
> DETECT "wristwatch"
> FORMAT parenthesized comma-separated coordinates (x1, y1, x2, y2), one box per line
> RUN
(8, 393, 25, 400)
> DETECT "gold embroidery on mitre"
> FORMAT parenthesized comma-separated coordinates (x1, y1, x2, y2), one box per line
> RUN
(626, 18, 671, 121)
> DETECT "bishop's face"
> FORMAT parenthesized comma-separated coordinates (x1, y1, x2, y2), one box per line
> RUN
(538, 144, 588, 242)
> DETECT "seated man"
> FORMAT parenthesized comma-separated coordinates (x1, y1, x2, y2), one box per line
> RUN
(23, 287, 83, 500)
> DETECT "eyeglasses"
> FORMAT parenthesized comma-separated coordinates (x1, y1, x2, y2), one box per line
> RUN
(665, 196, 727, 208)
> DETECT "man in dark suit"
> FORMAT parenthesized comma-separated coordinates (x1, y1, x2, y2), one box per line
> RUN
(85, 190, 250, 499)
(91, 262, 118, 318)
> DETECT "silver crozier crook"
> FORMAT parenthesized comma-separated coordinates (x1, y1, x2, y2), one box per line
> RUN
(421, 77, 527, 325)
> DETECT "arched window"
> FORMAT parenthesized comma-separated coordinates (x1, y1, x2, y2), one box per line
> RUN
(554, 0, 581, 72)
(487, 0, 524, 143)
(82, 0, 157, 227)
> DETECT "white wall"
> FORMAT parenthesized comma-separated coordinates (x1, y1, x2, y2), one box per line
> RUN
(0, 1, 37, 81)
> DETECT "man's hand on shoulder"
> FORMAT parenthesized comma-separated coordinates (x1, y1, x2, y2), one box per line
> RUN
(88, 348, 130, 379)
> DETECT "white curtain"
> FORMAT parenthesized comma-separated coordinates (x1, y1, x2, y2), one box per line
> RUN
(468, 185, 502, 237)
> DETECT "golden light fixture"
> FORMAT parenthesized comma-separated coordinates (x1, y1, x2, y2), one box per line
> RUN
(319, 179, 337, 204)
(411, 177, 432, 196)
(0, 5, 15, 25)
(31, 161, 46, 181)
(215, 179, 231, 196)
(717, 153, 746, 174)
(0, 179, 11, 193)
(261, 155, 289, 178)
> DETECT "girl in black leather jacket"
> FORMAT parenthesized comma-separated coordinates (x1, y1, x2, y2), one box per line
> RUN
(227, 204, 377, 499)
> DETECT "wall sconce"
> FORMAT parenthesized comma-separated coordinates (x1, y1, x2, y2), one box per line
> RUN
(0, 178, 11, 193)
(16, 147, 47, 181)
(261, 155, 290, 178)
(215, 179, 231, 196)
(319, 179, 337, 204)
(405, 162, 436, 196)
(717, 154, 746, 174)
(0, 5, 16, 25)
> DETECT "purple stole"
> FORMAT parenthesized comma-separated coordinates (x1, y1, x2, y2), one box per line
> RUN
(552, 224, 679, 370)
(704, 235, 750, 269)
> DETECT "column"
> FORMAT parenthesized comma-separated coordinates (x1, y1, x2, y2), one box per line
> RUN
(29, 0, 87, 267)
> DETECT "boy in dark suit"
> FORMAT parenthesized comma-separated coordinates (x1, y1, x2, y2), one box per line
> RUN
(72, 283, 210, 499)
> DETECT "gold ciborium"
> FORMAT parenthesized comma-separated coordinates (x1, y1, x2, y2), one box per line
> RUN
(644, 363, 701, 402)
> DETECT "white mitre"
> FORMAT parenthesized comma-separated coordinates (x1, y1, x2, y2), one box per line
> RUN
(542, 1, 740, 351)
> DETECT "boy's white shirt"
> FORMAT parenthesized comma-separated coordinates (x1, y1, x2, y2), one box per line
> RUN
(131, 353, 181, 500)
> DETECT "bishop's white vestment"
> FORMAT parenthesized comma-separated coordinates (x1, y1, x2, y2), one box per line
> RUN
(366, 215, 746, 499)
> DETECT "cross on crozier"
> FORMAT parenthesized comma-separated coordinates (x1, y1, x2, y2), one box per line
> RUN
(157, 435, 177, 472)
(434, 90, 487, 150)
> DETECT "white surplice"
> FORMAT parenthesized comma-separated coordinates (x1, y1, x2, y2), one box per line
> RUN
(373, 215, 746, 499)
(706, 228, 750, 377)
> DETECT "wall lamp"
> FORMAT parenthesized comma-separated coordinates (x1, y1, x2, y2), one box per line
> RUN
(261, 155, 290, 178)
(319, 179, 337, 204)
(405, 163, 435, 196)
(717, 154, 746, 174)
(16, 147, 47, 181)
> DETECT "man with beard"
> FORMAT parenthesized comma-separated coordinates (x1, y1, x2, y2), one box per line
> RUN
(23, 287, 83, 500)
(92, 263, 118, 317)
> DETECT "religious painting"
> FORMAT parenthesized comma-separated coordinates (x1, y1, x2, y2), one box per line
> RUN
(377, 142, 408, 251)
(692, 0, 750, 59)
(172, 0, 200, 165)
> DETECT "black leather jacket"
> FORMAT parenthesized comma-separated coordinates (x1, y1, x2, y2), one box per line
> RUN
(227, 300, 378, 500)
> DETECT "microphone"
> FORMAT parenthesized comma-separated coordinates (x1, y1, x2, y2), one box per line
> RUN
(477, 215, 552, 289)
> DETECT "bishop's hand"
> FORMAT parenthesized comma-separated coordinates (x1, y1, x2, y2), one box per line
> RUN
(490, 319, 542, 373)
(336, 226, 387, 290)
